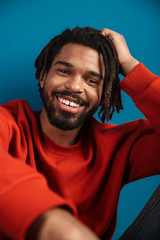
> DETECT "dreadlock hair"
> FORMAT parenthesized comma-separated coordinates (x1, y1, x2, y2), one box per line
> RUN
(34, 26, 123, 122)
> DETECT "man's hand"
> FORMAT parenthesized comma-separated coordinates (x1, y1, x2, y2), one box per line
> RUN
(101, 28, 139, 76)
(26, 208, 100, 240)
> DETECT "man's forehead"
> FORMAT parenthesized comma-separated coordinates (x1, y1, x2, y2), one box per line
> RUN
(52, 43, 105, 76)
(54, 43, 98, 56)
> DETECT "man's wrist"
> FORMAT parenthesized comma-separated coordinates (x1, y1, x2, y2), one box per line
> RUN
(121, 57, 139, 76)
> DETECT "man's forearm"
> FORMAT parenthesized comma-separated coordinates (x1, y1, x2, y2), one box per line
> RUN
(25, 208, 100, 240)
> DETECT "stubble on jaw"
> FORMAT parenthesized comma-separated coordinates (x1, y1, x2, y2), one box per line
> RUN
(40, 88, 99, 130)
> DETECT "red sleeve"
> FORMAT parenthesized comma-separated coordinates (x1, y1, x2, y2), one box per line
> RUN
(120, 63, 160, 133)
(120, 63, 160, 182)
(0, 110, 77, 240)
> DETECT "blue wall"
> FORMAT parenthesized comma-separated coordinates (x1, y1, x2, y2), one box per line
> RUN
(0, 0, 160, 238)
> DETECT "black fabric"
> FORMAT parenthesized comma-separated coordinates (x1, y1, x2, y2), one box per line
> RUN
(118, 184, 160, 240)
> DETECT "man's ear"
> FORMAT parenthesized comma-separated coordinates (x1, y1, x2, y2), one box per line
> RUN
(39, 71, 47, 88)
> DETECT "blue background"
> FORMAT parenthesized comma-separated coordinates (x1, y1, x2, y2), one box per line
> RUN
(0, 0, 160, 238)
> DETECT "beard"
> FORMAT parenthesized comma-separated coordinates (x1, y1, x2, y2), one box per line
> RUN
(40, 88, 99, 130)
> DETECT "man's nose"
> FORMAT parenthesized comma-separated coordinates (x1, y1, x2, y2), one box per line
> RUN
(64, 75, 84, 93)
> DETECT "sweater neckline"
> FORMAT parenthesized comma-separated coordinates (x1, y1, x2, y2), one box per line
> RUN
(41, 129, 84, 155)
(36, 110, 92, 156)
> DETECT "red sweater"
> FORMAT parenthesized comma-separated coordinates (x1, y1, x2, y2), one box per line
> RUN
(0, 63, 160, 240)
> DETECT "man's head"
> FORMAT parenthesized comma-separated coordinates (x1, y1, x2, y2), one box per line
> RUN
(35, 26, 123, 130)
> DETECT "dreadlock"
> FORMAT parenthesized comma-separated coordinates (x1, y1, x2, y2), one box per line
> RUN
(34, 26, 123, 122)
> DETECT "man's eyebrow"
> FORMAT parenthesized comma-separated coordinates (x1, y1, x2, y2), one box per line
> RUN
(53, 61, 73, 68)
(87, 71, 103, 80)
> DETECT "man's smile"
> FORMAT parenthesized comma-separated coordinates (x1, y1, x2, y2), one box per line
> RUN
(55, 94, 85, 113)
(57, 96, 80, 108)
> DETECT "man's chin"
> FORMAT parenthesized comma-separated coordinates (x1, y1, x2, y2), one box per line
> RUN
(48, 114, 86, 130)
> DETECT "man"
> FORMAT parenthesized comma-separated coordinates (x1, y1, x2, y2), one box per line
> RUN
(0, 27, 159, 240)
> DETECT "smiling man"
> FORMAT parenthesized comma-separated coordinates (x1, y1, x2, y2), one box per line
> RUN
(0, 27, 160, 240)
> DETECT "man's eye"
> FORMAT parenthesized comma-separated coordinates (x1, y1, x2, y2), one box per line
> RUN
(86, 78, 98, 85)
(58, 69, 69, 75)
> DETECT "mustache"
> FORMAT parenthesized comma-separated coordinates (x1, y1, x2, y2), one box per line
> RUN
(51, 90, 90, 107)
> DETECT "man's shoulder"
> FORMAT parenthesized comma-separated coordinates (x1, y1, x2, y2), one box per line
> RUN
(89, 116, 146, 136)
(90, 117, 116, 132)
(0, 99, 35, 122)
(1, 99, 29, 108)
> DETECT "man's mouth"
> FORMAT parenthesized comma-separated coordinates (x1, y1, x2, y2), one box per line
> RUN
(57, 96, 80, 108)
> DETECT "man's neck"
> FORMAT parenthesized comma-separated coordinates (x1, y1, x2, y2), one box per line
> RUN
(39, 108, 82, 147)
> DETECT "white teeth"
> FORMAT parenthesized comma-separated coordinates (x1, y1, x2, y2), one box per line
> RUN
(58, 97, 80, 108)
(70, 102, 74, 107)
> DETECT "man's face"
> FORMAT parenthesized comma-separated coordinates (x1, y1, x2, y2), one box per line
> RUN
(40, 43, 105, 130)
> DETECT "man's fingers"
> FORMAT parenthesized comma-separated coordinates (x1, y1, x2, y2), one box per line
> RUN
(101, 28, 124, 42)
